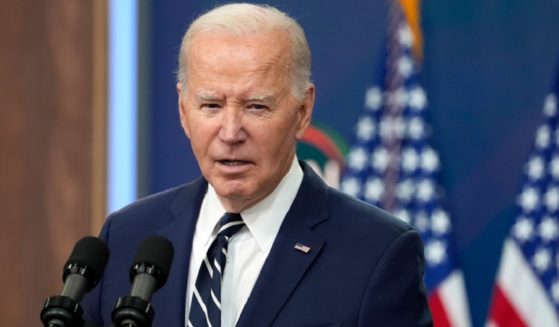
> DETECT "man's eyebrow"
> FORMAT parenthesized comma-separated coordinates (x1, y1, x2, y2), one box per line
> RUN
(246, 95, 274, 102)
(196, 92, 222, 101)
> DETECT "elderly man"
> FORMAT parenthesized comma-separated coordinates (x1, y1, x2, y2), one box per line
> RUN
(83, 3, 432, 327)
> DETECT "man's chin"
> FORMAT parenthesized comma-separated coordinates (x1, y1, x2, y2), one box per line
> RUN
(214, 178, 269, 208)
(212, 181, 253, 201)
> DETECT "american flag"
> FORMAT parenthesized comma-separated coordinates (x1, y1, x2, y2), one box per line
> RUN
(340, 3, 471, 326)
(487, 73, 559, 326)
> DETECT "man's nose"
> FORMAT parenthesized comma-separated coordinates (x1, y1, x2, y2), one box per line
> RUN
(218, 107, 246, 144)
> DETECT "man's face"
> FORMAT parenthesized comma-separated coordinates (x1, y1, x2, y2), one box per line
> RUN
(177, 30, 314, 212)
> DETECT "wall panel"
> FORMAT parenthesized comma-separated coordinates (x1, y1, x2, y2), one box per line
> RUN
(0, 1, 106, 325)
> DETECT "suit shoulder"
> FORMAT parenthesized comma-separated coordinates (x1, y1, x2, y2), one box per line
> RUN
(106, 178, 206, 230)
(111, 184, 185, 217)
(325, 187, 414, 237)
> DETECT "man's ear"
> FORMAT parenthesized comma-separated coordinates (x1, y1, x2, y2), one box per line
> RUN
(295, 84, 315, 140)
(177, 82, 191, 139)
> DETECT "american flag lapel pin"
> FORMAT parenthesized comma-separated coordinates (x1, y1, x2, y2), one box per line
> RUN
(294, 243, 311, 254)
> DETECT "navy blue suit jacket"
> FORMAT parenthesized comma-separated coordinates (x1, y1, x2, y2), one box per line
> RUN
(82, 162, 432, 326)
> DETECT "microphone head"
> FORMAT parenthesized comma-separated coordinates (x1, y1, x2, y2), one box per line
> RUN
(63, 236, 110, 290)
(130, 235, 174, 289)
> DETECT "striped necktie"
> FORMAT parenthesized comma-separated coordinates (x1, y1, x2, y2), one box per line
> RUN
(188, 212, 245, 327)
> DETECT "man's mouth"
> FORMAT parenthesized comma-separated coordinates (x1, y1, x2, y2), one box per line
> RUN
(219, 159, 249, 166)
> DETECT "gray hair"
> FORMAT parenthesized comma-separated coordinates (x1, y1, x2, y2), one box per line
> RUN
(177, 3, 312, 100)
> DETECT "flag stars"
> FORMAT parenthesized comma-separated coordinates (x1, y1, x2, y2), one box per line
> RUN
(356, 116, 376, 141)
(532, 247, 552, 272)
(518, 187, 540, 212)
(397, 56, 414, 78)
(365, 87, 383, 110)
(364, 178, 384, 203)
(550, 156, 559, 180)
(425, 240, 446, 266)
(551, 280, 559, 303)
(513, 217, 534, 242)
(402, 147, 419, 172)
(396, 179, 415, 202)
(371, 147, 390, 172)
(536, 125, 551, 149)
(545, 186, 559, 211)
(394, 208, 411, 224)
(408, 117, 426, 140)
(380, 116, 405, 139)
(387, 88, 408, 108)
(422, 148, 440, 172)
(432, 210, 451, 235)
(417, 179, 435, 202)
(348, 147, 368, 170)
(544, 94, 557, 117)
(341, 19, 463, 285)
(415, 211, 430, 232)
(526, 156, 545, 181)
(409, 87, 427, 110)
(539, 217, 559, 242)
(398, 24, 414, 48)
(340, 177, 361, 197)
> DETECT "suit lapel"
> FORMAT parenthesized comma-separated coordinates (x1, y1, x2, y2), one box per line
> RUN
(236, 162, 329, 327)
(151, 178, 208, 327)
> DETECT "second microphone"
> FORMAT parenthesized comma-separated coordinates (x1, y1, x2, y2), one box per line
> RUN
(111, 235, 175, 327)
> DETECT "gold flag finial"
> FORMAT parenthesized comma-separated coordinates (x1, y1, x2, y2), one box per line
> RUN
(399, 0, 423, 61)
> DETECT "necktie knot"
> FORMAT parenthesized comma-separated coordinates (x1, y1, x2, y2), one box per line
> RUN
(216, 212, 245, 240)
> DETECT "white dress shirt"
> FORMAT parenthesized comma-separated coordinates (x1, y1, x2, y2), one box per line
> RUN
(185, 157, 303, 327)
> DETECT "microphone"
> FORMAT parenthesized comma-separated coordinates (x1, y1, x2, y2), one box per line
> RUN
(40, 236, 110, 327)
(112, 235, 174, 327)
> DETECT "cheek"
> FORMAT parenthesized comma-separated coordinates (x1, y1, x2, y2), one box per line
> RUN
(180, 109, 193, 137)
(257, 120, 297, 159)
(186, 119, 214, 155)
(191, 130, 211, 151)
(181, 119, 191, 139)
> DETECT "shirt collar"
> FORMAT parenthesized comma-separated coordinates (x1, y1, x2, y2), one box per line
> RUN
(201, 156, 303, 254)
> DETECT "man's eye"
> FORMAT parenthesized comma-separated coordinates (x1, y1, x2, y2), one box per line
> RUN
(248, 104, 268, 110)
(202, 103, 221, 109)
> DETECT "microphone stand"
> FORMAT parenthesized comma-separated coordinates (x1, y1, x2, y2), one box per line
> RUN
(111, 235, 174, 327)
(40, 262, 90, 327)
(40, 295, 84, 327)
(111, 264, 158, 327)
(111, 295, 154, 327)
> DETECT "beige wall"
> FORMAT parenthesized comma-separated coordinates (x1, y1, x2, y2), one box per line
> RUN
(0, 0, 106, 325)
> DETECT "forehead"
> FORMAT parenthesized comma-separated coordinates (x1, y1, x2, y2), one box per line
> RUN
(187, 30, 292, 75)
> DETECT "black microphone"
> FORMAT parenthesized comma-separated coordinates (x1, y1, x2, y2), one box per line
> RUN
(41, 236, 110, 327)
(112, 235, 174, 327)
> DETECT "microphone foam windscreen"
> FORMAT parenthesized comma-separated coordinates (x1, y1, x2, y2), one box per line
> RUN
(132, 235, 175, 287)
(65, 236, 110, 285)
